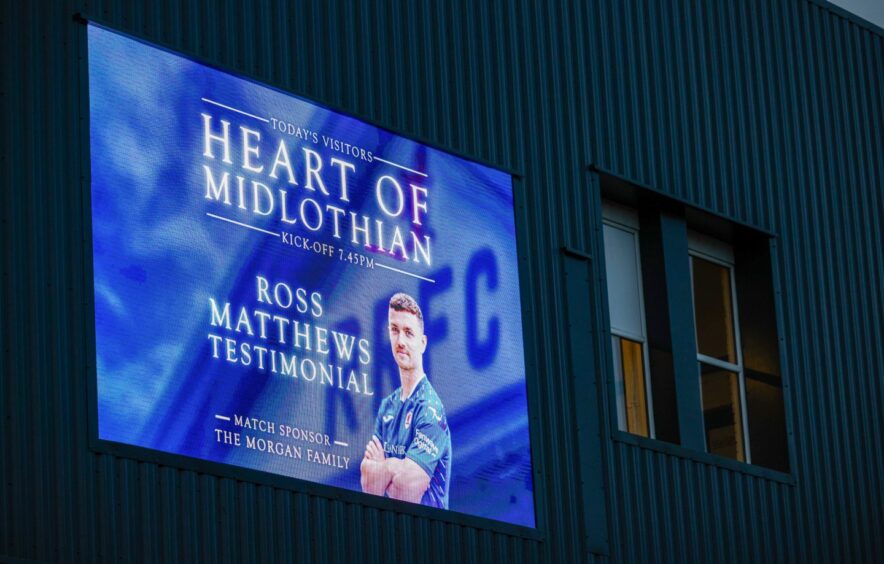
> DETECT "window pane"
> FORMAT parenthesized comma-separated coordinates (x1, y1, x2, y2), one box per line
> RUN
(604, 224, 644, 339)
(745, 370, 789, 472)
(691, 257, 737, 364)
(614, 337, 649, 437)
(735, 243, 790, 472)
(700, 363, 745, 461)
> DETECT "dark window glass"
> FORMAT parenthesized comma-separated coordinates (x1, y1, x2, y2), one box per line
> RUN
(691, 257, 737, 364)
(744, 371, 787, 471)
(700, 364, 746, 462)
(736, 242, 790, 472)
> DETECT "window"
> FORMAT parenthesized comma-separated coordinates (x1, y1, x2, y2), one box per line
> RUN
(689, 233, 749, 462)
(598, 180, 790, 474)
(602, 203, 654, 438)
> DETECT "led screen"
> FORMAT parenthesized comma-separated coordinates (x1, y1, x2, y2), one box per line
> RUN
(88, 24, 535, 528)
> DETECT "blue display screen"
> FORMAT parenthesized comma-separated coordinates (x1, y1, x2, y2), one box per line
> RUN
(89, 24, 535, 528)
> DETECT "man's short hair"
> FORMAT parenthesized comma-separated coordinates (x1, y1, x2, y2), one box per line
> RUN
(388, 293, 423, 330)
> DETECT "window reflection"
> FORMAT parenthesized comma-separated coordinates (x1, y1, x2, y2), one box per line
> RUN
(692, 257, 736, 364)
(700, 364, 745, 462)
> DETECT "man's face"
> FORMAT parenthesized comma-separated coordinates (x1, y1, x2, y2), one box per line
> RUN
(388, 308, 427, 372)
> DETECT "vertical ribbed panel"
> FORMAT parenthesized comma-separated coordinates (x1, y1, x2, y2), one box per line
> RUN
(2, 0, 882, 562)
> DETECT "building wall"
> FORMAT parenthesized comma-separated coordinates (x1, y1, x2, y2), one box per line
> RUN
(1, 1, 881, 562)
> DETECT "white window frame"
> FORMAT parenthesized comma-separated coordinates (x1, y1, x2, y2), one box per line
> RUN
(602, 201, 656, 439)
(688, 231, 751, 463)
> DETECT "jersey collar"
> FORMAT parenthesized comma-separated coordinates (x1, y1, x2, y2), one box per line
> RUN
(399, 373, 427, 402)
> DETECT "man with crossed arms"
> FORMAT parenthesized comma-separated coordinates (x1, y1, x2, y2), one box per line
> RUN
(360, 293, 451, 508)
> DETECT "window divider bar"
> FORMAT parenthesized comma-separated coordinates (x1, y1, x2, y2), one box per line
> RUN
(656, 212, 706, 451)
(611, 329, 646, 343)
(697, 354, 740, 373)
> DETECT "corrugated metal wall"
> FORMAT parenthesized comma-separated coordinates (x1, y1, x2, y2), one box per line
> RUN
(2, 0, 881, 562)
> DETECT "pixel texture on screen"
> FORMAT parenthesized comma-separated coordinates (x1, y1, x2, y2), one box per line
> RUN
(89, 24, 535, 528)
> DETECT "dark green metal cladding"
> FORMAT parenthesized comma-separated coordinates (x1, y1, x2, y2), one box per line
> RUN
(2, 0, 882, 563)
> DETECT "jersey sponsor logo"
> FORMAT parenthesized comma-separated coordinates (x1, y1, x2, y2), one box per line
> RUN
(383, 442, 406, 455)
(404, 410, 413, 429)
(382, 414, 394, 423)
(414, 429, 440, 457)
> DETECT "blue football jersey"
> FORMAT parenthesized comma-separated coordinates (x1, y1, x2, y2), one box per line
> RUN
(373, 376, 451, 509)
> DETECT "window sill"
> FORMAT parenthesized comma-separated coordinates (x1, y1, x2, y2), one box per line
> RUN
(611, 430, 796, 485)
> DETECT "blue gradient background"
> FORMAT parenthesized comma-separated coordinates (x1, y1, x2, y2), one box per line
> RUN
(89, 25, 534, 528)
